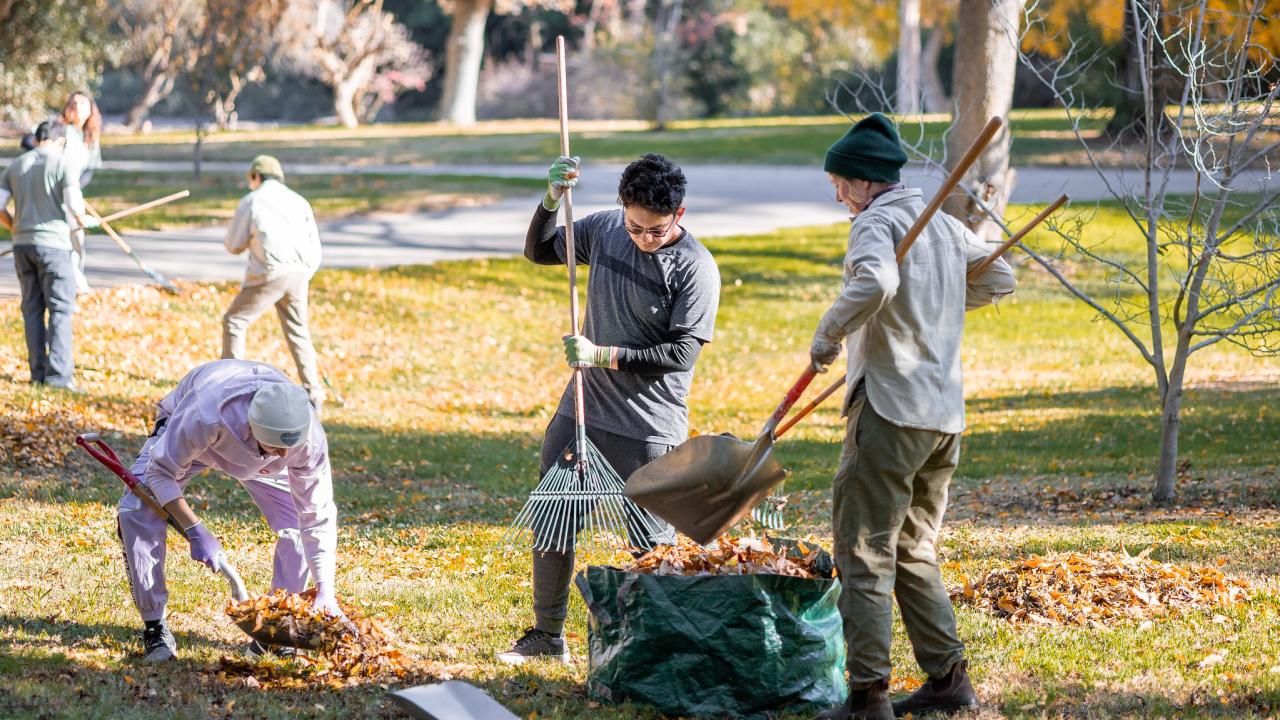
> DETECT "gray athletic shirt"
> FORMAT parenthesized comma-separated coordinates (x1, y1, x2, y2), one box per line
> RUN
(551, 209, 720, 444)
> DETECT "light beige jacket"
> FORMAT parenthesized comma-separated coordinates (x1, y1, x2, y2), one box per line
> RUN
(815, 188, 1016, 434)
(225, 179, 321, 286)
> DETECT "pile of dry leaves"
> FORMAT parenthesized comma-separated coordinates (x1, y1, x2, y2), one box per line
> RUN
(952, 547, 1251, 626)
(224, 589, 410, 686)
(623, 535, 827, 578)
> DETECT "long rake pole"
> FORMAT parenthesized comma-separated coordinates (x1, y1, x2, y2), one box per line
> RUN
(84, 201, 181, 294)
(556, 35, 588, 473)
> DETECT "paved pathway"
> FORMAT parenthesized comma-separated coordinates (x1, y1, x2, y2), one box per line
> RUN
(1, 162, 1273, 296)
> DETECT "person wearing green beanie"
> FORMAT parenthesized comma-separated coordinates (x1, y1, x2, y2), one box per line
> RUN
(221, 155, 326, 415)
(809, 113, 1017, 720)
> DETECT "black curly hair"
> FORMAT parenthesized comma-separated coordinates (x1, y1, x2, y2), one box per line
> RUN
(617, 153, 686, 215)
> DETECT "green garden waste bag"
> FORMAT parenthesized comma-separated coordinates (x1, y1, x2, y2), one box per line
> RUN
(574, 543, 846, 718)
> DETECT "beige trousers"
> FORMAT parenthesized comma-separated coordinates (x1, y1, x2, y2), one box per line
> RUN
(221, 272, 324, 405)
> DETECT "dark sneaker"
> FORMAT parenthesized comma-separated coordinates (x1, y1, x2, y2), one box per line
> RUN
(140, 623, 176, 663)
(245, 640, 299, 660)
(814, 678, 893, 720)
(495, 627, 569, 665)
(892, 659, 979, 717)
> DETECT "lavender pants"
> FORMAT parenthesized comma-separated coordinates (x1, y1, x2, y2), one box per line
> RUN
(116, 431, 309, 622)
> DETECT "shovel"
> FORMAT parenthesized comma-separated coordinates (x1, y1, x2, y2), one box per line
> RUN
(75, 433, 250, 602)
(625, 367, 818, 544)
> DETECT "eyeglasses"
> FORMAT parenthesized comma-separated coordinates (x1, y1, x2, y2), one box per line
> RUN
(623, 214, 680, 239)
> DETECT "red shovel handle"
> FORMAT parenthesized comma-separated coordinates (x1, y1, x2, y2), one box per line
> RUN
(768, 366, 818, 428)
(76, 433, 135, 487)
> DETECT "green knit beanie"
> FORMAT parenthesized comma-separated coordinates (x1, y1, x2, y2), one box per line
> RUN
(824, 113, 908, 183)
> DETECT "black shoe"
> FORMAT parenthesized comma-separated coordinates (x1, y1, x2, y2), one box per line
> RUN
(814, 678, 893, 720)
(140, 623, 176, 663)
(892, 659, 979, 717)
(245, 640, 299, 660)
(495, 627, 569, 665)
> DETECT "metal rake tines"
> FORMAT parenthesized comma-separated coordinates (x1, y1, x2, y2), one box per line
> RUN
(750, 484, 788, 531)
(504, 437, 669, 553)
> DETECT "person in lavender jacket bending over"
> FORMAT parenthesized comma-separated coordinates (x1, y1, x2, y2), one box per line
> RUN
(116, 359, 341, 662)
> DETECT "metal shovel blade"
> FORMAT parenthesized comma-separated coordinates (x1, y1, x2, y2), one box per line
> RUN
(624, 431, 787, 545)
(233, 614, 325, 651)
(389, 680, 519, 720)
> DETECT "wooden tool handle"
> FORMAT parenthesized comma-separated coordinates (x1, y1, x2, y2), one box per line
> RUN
(84, 201, 134, 255)
(968, 194, 1068, 278)
(895, 116, 1002, 263)
(93, 190, 191, 227)
(775, 374, 845, 439)
(766, 366, 818, 430)
(556, 36, 579, 337)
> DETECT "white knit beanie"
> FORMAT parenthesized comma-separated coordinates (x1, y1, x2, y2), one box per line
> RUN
(248, 383, 312, 448)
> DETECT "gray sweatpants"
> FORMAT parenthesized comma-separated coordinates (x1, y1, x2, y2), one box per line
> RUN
(221, 272, 324, 404)
(532, 413, 676, 635)
(13, 245, 77, 385)
(833, 383, 966, 687)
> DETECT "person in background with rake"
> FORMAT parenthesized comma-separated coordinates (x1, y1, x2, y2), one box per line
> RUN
(116, 359, 342, 662)
(221, 155, 326, 416)
(0, 120, 99, 392)
(498, 153, 721, 665)
(808, 114, 1016, 720)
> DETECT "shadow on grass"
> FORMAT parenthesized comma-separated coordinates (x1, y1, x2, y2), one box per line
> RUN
(999, 687, 1280, 719)
(4, 379, 1278, 533)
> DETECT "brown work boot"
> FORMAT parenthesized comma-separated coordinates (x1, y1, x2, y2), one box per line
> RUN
(892, 659, 979, 717)
(813, 678, 893, 720)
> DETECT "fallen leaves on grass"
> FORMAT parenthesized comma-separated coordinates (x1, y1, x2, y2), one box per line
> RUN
(224, 589, 410, 686)
(0, 400, 82, 469)
(953, 548, 1251, 626)
(622, 535, 827, 578)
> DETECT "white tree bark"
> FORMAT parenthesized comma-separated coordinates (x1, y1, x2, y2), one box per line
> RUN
(896, 0, 922, 115)
(943, 0, 1021, 242)
(439, 0, 493, 126)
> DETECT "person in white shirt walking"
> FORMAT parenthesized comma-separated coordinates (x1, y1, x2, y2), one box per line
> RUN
(222, 155, 326, 414)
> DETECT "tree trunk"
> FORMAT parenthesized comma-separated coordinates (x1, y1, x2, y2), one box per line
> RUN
(1153, 368, 1184, 504)
(942, 0, 1021, 243)
(334, 76, 361, 128)
(896, 0, 922, 115)
(653, 0, 685, 131)
(125, 71, 176, 132)
(1105, 0, 1173, 141)
(921, 27, 949, 113)
(439, 0, 493, 126)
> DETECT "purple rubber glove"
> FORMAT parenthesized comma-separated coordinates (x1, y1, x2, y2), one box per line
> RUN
(184, 521, 223, 571)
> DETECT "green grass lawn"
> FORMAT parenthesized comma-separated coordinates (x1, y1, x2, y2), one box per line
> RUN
(1, 202, 1278, 718)
(84, 109, 1112, 169)
(0, 172, 543, 241)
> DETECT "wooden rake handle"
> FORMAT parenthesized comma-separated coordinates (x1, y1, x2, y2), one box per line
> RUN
(85, 190, 190, 229)
(84, 201, 135, 255)
(895, 116, 1002, 263)
(774, 193, 1070, 439)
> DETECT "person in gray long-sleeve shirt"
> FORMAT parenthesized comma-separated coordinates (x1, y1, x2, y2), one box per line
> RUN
(497, 153, 720, 666)
(0, 121, 98, 390)
(810, 114, 1016, 720)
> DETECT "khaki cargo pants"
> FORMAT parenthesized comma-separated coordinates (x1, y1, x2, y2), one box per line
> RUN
(221, 271, 324, 406)
(833, 383, 965, 687)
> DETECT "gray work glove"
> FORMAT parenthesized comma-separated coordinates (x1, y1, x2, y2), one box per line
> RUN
(809, 333, 842, 373)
